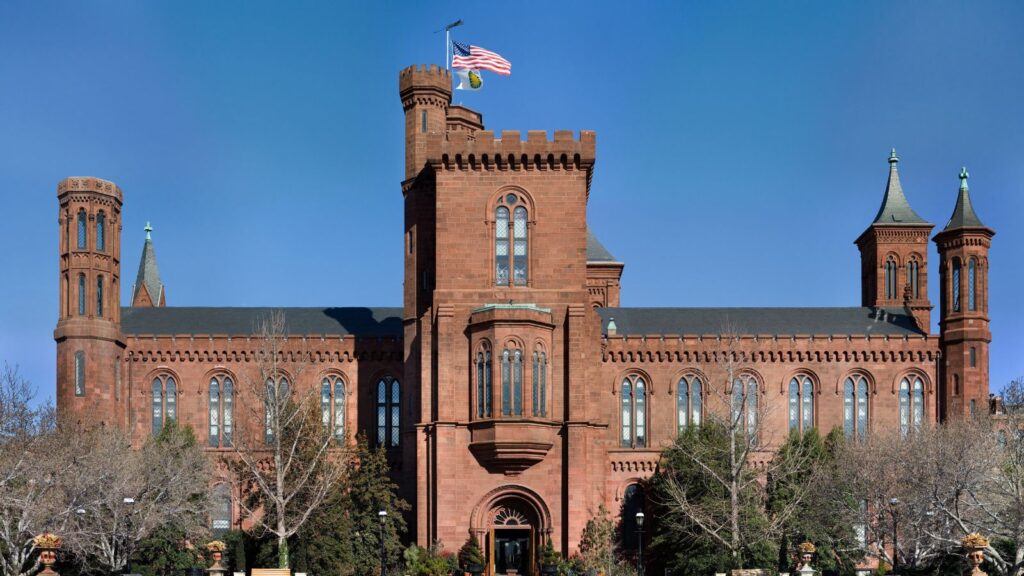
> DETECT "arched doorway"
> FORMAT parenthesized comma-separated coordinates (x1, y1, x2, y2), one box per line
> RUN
(471, 487, 551, 576)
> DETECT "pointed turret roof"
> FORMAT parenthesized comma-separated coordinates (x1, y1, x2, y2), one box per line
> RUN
(871, 149, 929, 225)
(942, 167, 988, 230)
(132, 222, 165, 307)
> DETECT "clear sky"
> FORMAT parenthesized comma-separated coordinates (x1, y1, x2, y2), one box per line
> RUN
(1, 1, 1021, 403)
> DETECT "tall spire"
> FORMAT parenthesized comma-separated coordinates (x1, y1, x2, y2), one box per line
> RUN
(870, 149, 928, 225)
(132, 222, 165, 307)
(942, 167, 988, 230)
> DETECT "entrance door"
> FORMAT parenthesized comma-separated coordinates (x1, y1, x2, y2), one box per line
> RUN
(494, 529, 531, 576)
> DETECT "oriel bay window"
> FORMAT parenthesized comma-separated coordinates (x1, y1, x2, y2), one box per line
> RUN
(621, 374, 647, 448)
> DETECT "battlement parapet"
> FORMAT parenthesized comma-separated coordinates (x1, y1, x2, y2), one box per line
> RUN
(427, 129, 596, 172)
(399, 64, 452, 105)
(57, 177, 122, 201)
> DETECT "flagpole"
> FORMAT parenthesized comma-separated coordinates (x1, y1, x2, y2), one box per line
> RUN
(446, 28, 450, 69)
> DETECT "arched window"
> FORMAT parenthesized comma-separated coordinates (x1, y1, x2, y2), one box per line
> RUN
(512, 348, 523, 415)
(77, 209, 87, 249)
(74, 351, 85, 396)
(898, 377, 927, 437)
(968, 258, 977, 311)
(151, 375, 177, 436)
(885, 257, 897, 300)
(78, 274, 86, 316)
(264, 377, 287, 444)
(731, 375, 759, 443)
(499, 346, 524, 417)
(909, 257, 919, 299)
(532, 349, 547, 417)
(377, 376, 400, 447)
(494, 193, 529, 286)
(621, 375, 646, 448)
(476, 346, 493, 418)
(96, 275, 104, 318)
(788, 375, 814, 434)
(952, 258, 962, 312)
(96, 212, 106, 252)
(209, 376, 234, 448)
(621, 484, 646, 551)
(321, 375, 346, 444)
(211, 484, 232, 535)
(677, 375, 703, 431)
(843, 375, 870, 440)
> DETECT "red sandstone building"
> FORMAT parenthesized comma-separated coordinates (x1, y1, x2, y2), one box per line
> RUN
(55, 64, 994, 574)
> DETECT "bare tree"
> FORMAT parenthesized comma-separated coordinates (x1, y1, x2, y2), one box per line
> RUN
(231, 311, 348, 568)
(0, 364, 75, 576)
(63, 422, 211, 572)
(652, 330, 823, 568)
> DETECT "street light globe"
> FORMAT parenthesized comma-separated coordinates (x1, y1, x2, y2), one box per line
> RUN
(889, 497, 899, 506)
(635, 512, 645, 528)
(379, 510, 388, 521)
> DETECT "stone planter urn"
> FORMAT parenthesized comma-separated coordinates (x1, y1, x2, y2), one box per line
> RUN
(541, 564, 559, 576)
(466, 563, 485, 576)
(962, 533, 990, 576)
(32, 532, 62, 576)
(205, 540, 227, 576)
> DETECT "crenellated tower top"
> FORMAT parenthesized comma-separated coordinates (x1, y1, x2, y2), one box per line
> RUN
(399, 64, 452, 180)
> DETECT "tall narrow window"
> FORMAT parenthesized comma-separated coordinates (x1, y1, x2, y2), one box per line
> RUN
(165, 377, 176, 422)
(223, 378, 233, 447)
(952, 258, 962, 312)
(152, 379, 163, 435)
(74, 351, 85, 396)
(788, 379, 799, 432)
(512, 349, 523, 416)
(376, 376, 400, 447)
(844, 375, 870, 440)
(501, 349, 511, 416)
(78, 274, 86, 316)
(475, 349, 492, 417)
(512, 207, 528, 285)
(913, 378, 924, 431)
(621, 375, 647, 448)
(209, 379, 221, 448)
(909, 258, 919, 299)
(96, 276, 104, 317)
(731, 376, 758, 442)
(746, 379, 758, 441)
(265, 380, 276, 444)
(899, 379, 910, 438)
(77, 209, 87, 249)
(970, 347, 977, 368)
(495, 207, 510, 285)
(968, 259, 977, 311)
(531, 350, 547, 417)
(677, 376, 703, 431)
(96, 212, 106, 252)
(420, 110, 427, 133)
(211, 485, 232, 535)
(885, 258, 897, 299)
(321, 376, 346, 444)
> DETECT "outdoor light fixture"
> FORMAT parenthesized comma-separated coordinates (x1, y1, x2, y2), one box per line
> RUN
(379, 510, 388, 576)
(635, 512, 645, 576)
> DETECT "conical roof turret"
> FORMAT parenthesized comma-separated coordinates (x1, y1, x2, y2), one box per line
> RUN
(871, 149, 929, 225)
(942, 167, 989, 231)
(132, 222, 166, 307)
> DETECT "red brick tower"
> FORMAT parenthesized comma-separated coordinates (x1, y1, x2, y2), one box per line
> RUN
(934, 168, 994, 419)
(54, 177, 125, 427)
(855, 150, 934, 331)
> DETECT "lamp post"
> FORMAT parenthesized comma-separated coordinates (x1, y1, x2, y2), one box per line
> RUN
(379, 510, 388, 576)
(889, 497, 899, 575)
(123, 497, 136, 575)
(635, 512, 645, 576)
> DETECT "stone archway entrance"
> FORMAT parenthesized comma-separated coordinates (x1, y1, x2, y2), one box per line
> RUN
(471, 487, 551, 576)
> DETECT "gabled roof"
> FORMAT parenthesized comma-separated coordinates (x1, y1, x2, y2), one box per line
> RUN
(597, 307, 924, 337)
(586, 229, 618, 262)
(132, 223, 165, 306)
(871, 150, 929, 225)
(121, 306, 404, 336)
(942, 167, 988, 231)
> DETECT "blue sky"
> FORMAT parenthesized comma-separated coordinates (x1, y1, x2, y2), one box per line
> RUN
(1, 1, 1021, 403)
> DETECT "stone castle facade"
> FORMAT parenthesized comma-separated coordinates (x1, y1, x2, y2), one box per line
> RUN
(54, 64, 995, 574)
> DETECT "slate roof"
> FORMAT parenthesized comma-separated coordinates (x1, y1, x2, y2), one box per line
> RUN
(943, 176, 988, 231)
(586, 229, 618, 262)
(597, 307, 924, 336)
(871, 152, 929, 225)
(121, 307, 403, 337)
(133, 235, 164, 305)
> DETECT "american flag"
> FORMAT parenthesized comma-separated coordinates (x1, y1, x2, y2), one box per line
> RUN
(452, 41, 511, 76)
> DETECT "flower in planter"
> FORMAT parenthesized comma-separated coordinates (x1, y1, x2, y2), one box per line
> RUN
(206, 540, 227, 552)
(32, 533, 62, 549)
(962, 533, 990, 550)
